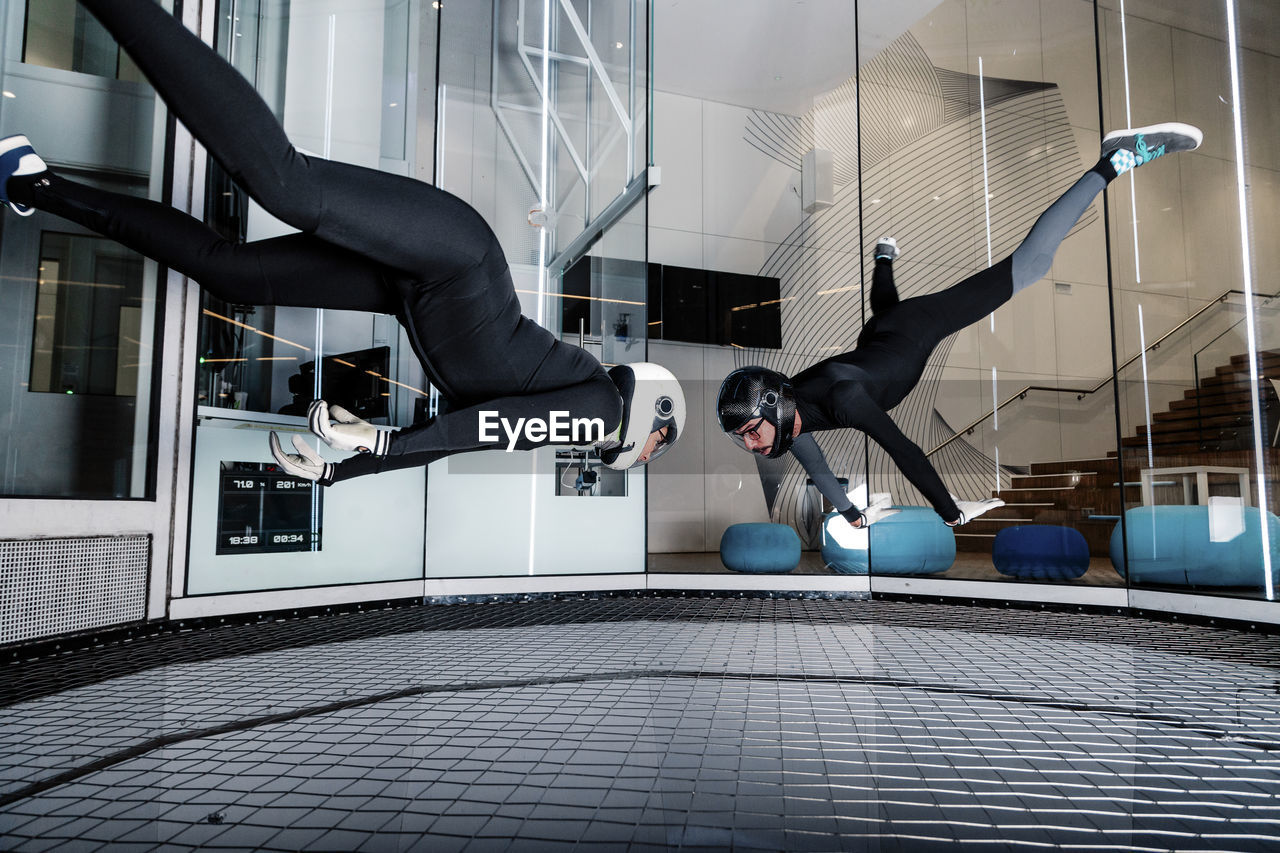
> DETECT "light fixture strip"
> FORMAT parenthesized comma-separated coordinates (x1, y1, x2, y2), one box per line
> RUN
(1225, 0, 1273, 598)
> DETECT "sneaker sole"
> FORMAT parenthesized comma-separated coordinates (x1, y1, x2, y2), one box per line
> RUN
(1102, 121, 1203, 156)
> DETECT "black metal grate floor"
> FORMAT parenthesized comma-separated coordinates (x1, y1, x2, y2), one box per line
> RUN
(2, 596, 1279, 851)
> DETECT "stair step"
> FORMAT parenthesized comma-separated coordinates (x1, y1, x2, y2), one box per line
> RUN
(1146, 409, 1254, 427)
(1027, 458, 1119, 476)
(1186, 390, 1277, 413)
(1201, 369, 1280, 389)
(1123, 429, 1251, 448)
(1221, 350, 1280, 372)
(1228, 349, 1280, 364)
(1112, 440, 1249, 456)
(1008, 472, 1101, 489)
(1140, 415, 1256, 435)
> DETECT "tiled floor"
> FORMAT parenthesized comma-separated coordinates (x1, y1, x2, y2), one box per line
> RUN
(2, 596, 1279, 851)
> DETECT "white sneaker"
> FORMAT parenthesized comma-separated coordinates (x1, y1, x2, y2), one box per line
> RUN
(873, 236, 899, 261)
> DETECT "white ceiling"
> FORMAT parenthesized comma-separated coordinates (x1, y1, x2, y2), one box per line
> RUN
(651, 0, 1280, 116)
(651, 0, 943, 115)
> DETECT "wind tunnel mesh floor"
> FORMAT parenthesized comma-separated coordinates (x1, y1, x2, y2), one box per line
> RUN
(2, 596, 1279, 851)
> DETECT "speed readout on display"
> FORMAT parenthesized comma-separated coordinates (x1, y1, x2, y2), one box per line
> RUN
(216, 462, 322, 555)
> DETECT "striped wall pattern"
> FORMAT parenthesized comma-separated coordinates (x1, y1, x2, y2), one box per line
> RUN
(737, 36, 1096, 529)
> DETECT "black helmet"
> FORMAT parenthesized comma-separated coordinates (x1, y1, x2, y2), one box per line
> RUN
(716, 366, 797, 457)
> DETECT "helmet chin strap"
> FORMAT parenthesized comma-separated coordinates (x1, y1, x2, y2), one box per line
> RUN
(770, 397, 797, 456)
(770, 423, 788, 457)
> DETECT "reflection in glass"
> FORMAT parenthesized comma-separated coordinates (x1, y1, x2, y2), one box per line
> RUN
(196, 0, 428, 428)
(28, 232, 144, 397)
(22, 0, 142, 80)
(1104, 0, 1280, 601)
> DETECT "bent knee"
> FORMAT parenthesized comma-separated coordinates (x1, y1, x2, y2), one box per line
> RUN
(1011, 248, 1053, 293)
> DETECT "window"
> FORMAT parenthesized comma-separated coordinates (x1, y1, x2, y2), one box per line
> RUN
(29, 232, 145, 397)
(22, 0, 143, 81)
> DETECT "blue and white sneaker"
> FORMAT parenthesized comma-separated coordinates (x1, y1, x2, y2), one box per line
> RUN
(1100, 122, 1202, 177)
(873, 236, 899, 261)
(0, 135, 48, 216)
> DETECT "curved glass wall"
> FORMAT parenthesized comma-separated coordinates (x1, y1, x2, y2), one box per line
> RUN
(646, 0, 1280, 612)
(1102, 0, 1279, 603)
(2, 0, 1277, 620)
(177, 0, 653, 596)
(430, 0, 651, 579)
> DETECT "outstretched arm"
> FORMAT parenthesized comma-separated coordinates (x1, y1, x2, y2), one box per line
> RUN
(791, 434, 862, 524)
(827, 381, 961, 523)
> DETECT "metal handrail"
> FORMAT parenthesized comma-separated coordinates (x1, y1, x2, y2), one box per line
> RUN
(1193, 293, 1280, 373)
(926, 289, 1276, 457)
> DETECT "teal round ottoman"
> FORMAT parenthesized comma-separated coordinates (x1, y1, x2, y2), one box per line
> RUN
(993, 525, 1090, 580)
(719, 523, 801, 573)
(821, 508, 955, 575)
(1110, 505, 1280, 587)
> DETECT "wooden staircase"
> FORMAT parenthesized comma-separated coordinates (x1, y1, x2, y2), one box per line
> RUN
(954, 351, 1280, 556)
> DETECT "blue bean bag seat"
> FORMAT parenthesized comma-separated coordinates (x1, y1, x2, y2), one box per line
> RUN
(992, 525, 1090, 580)
(1110, 505, 1280, 587)
(821, 508, 955, 575)
(719, 523, 801, 573)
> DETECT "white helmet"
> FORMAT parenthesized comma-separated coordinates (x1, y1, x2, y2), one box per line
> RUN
(599, 362, 685, 470)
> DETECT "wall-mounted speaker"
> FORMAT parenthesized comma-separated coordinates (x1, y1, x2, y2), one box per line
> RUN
(802, 148, 834, 214)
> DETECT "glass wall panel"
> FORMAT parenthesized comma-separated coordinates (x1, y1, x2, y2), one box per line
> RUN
(0, 3, 164, 498)
(646, 0, 1123, 586)
(855, 0, 1114, 587)
(426, 0, 650, 578)
(1102, 0, 1280, 602)
(642, 0, 1279, 611)
(196, 0, 428, 427)
(185, 0, 434, 594)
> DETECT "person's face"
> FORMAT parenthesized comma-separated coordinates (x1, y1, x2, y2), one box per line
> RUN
(733, 417, 776, 456)
(637, 425, 672, 464)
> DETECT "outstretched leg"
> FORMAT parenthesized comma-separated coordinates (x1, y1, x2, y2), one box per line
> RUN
(887, 122, 1203, 342)
(76, 0, 495, 280)
(319, 373, 624, 484)
(8, 172, 396, 313)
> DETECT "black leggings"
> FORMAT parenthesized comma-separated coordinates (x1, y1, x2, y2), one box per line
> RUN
(862, 168, 1107, 351)
(71, 0, 493, 280)
(846, 167, 1109, 409)
(17, 0, 618, 483)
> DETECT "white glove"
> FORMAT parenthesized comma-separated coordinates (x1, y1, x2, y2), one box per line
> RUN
(948, 498, 1005, 526)
(861, 491, 901, 525)
(269, 431, 334, 483)
(844, 484, 900, 527)
(308, 400, 389, 455)
(825, 513, 869, 550)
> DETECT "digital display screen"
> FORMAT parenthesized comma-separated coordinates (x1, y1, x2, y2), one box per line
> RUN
(216, 461, 322, 555)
